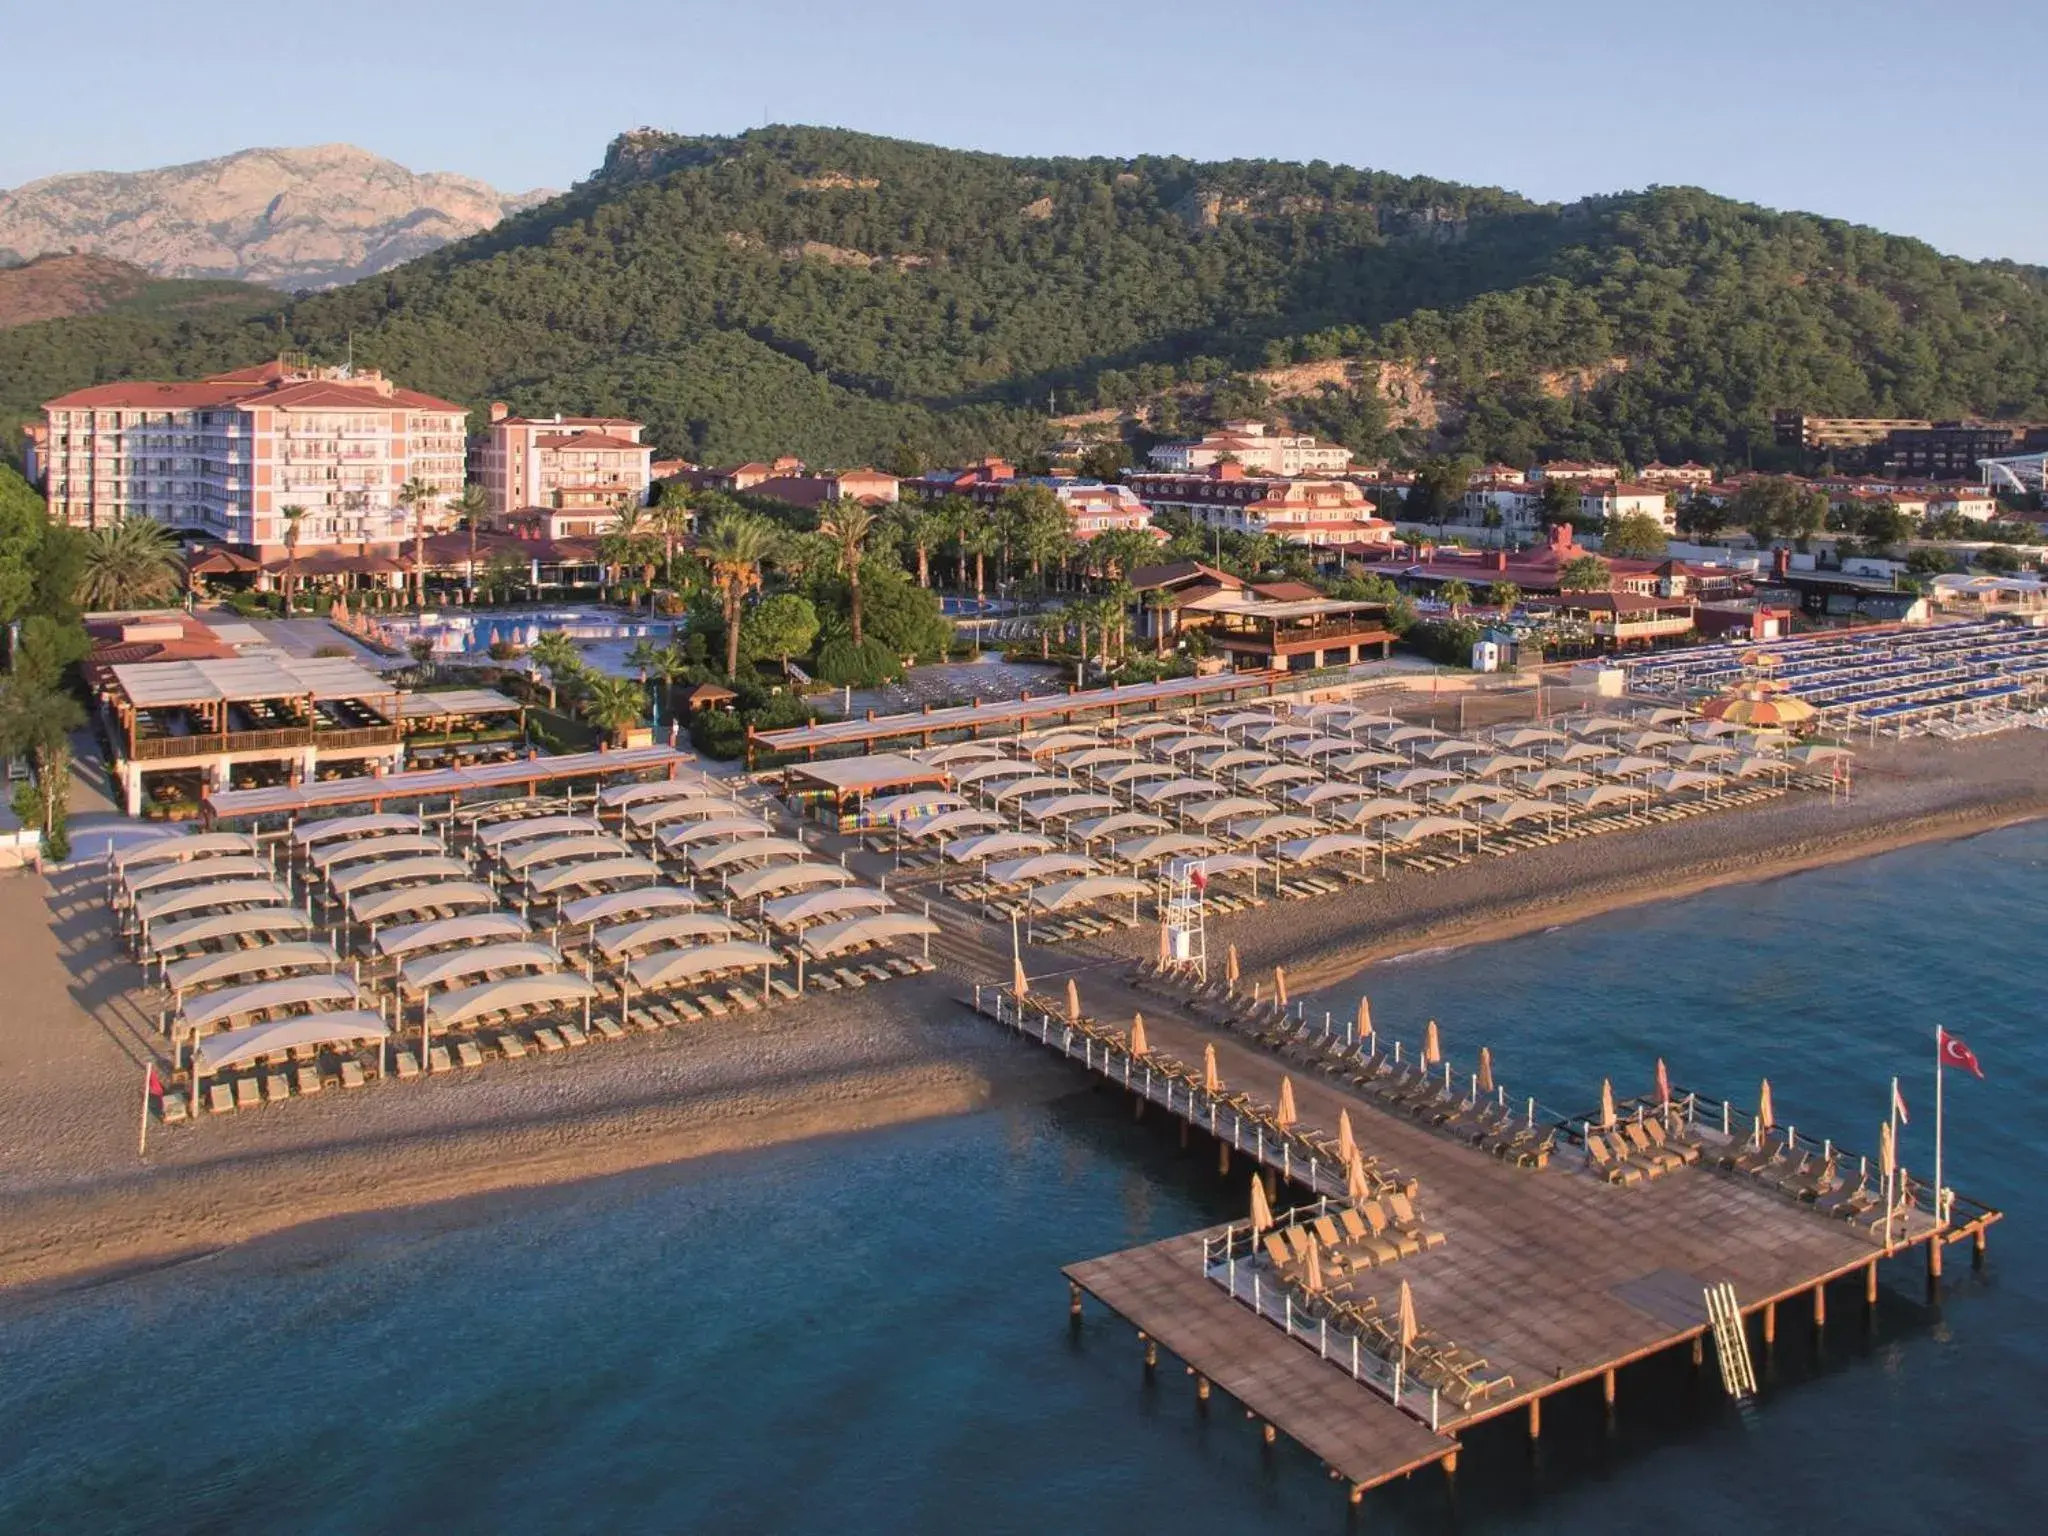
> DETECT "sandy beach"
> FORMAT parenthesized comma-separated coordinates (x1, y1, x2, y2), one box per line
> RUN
(2, 726, 2041, 1296)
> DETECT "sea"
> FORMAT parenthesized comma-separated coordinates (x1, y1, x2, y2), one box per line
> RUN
(4, 823, 2044, 1535)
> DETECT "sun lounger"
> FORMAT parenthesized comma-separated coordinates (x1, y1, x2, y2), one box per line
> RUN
(724, 988, 760, 1014)
(1643, 1117, 1700, 1164)
(456, 1041, 484, 1068)
(558, 1022, 589, 1047)
(1384, 1190, 1447, 1249)
(1262, 1232, 1294, 1269)
(233, 1077, 262, 1110)
(264, 1071, 292, 1102)
(495, 1033, 528, 1060)
(1361, 1201, 1421, 1258)
(1623, 1121, 1685, 1172)
(1585, 1133, 1643, 1186)
(1312, 1215, 1346, 1249)
(428, 1045, 453, 1073)
(207, 1082, 235, 1114)
(532, 1027, 566, 1053)
(812, 972, 843, 993)
(594, 1016, 626, 1042)
(394, 1051, 421, 1081)
(769, 978, 800, 1001)
(696, 993, 729, 1017)
(834, 967, 866, 989)
(1281, 1226, 1317, 1263)
(339, 1060, 367, 1088)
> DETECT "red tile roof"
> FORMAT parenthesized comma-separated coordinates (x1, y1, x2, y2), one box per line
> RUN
(532, 433, 649, 451)
(45, 365, 464, 415)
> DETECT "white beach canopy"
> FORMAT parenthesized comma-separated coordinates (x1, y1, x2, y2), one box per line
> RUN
(193, 1011, 389, 1076)
(659, 817, 778, 848)
(375, 911, 529, 959)
(867, 790, 967, 822)
(115, 832, 258, 872)
(1646, 769, 1722, 795)
(988, 775, 1076, 804)
(180, 973, 358, 1032)
(1026, 875, 1148, 913)
(1021, 792, 1119, 823)
(953, 759, 1040, 787)
(985, 851, 1099, 886)
(1181, 796, 1275, 828)
(330, 855, 470, 897)
(624, 941, 780, 990)
(350, 881, 499, 925)
(1135, 777, 1225, 806)
(1590, 755, 1665, 780)
(900, 808, 1002, 842)
(125, 856, 275, 898)
(1154, 732, 1230, 756)
(1097, 760, 1178, 787)
(425, 972, 597, 1027)
(291, 813, 424, 847)
(1411, 737, 1488, 763)
(559, 885, 703, 927)
(309, 834, 444, 871)
(1471, 798, 1557, 827)
(1289, 780, 1384, 809)
(914, 741, 1010, 767)
(597, 777, 719, 811)
(1238, 763, 1322, 791)
(146, 907, 312, 957)
(797, 912, 941, 958)
(1069, 812, 1171, 842)
(499, 834, 632, 872)
(1426, 781, 1516, 809)
(1367, 724, 1444, 747)
(1022, 730, 1103, 757)
(1488, 726, 1567, 749)
(1324, 749, 1406, 774)
(1320, 795, 1428, 827)
(1547, 739, 1614, 765)
(528, 856, 661, 895)
(1379, 767, 1463, 793)
(1118, 720, 1198, 743)
(594, 913, 750, 959)
(627, 797, 746, 832)
(1380, 815, 1472, 845)
(474, 815, 603, 851)
(1276, 833, 1377, 865)
(944, 830, 1054, 863)
(1614, 728, 1687, 752)
(1563, 783, 1642, 811)
(1193, 749, 1275, 775)
(1058, 746, 1142, 772)
(165, 942, 338, 997)
(1664, 742, 1737, 766)
(1512, 768, 1593, 794)
(400, 942, 562, 995)
(723, 862, 855, 902)
(762, 886, 894, 929)
(1462, 753, 1542, 779)
(1223, 813, 1322, 844)
(689, 837, 809, 873)
(1112, 832, 1218, 865)
(136, 879, 294, 926)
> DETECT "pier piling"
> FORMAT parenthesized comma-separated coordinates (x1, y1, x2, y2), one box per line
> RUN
(1690, 1335, 1703, 1369)
(1196, 1373, 1210, 1405)
(1865, 1260, 1879, 1309)
(1527, 1397, 1541, 1440)
(1069, 1281, 1083, 1320)
(1812, 1284, 1826, 1332)
(1762, 1301, 1776, 1348)
(1926, 1234, 1943, 1300)
(1601, 1369, 1616, 1412)
(1218, 1142, 1230, 1175)
(1974, 1228, 1987, 1270)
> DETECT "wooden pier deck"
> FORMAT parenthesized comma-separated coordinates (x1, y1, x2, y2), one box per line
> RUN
(975, 982, 2002, 1500)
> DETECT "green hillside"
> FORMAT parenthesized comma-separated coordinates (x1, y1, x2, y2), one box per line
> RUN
(6, 125, 2048, 472)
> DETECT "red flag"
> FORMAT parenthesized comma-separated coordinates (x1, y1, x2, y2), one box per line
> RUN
(1937, 1028, 1984, 1080)
(1189, 867, 1207, 891)
(1891, 1080, 1909, 1125)
(146, 1064, 165, 1102)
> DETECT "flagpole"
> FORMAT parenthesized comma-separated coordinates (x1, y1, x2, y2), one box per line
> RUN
(138, 1062, 152, 1159)
(1886, 1075, 1898, 1246)
(1934, 1027, 1945, 1230)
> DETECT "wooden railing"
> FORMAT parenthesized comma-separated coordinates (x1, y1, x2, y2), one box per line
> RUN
(131, 726, 311, 762)
(316, 724, 404, 751)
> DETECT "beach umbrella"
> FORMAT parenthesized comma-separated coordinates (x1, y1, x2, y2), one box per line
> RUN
(1655, 1057, 1671, 1107)
(1423, 1019, 1441, 1065)
(1277, 1075, 1297, 1128)
(1600, 1077, 1617, 1129)
(1250, 1172, 1274, 1233)
(1157, 922, 1170, 967)
(1356, 994, 1373, 1043)
(1012, 955, 1028, 1000)
(1274, 966, 1288, 1009)
(1338, 1108, 1356, 1163)
(1397, 1279, 1418, 1350)
(1477, 1046, 1494, 1096)
(1225, 944, 1240, 987)
(1345, 1148, 1370, 1202)
(1203, 1043, 1222, 1095)
(1130, 1013, 1148, 1058)
(1758, 1078, 1775, 1131)
(1880, 1120, 1895, 1181)
(1066, 977, 1082, 1024)
(1303, 1237, 1325, 1294)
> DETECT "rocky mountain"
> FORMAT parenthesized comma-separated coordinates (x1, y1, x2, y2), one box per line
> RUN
(0, 145, 553, 289)
(0, 252, 275, 330)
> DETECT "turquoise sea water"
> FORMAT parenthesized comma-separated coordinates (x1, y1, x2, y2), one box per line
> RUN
(4, 824, 2044, 1534)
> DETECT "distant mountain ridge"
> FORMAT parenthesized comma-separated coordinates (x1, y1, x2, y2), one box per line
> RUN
(0, 145, 554, 289)
(0, 252, 275, 330)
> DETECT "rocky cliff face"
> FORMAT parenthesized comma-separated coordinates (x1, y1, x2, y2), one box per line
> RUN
(0, 145, 554, 289)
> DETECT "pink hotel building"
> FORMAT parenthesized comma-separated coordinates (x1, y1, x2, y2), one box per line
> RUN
(37, 362, 467, 557)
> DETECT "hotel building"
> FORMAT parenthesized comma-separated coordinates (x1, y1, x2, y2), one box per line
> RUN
(474, 405, 655, 532)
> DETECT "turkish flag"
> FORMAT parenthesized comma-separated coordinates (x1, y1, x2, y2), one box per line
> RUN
(1938, 1028, 1985, 1079)
(1190, 867, 1207, 891)
(146, 1064, 165, 1101)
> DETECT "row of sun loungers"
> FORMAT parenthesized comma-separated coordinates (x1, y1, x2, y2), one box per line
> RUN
(1583, 1118, 1701, 1184)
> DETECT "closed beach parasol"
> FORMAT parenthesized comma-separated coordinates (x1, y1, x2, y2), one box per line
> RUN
(1758, 1078, 1774, 1131)
(1303, 1236, 1325, 1294)
(1600, 1077, 1617, 1129)
(1129, 1012, 1148, 1058)
(1346, 1148, 1371, 1201)
(1065, 977, 1082, 1024)
(1277, 1075, 1297, 1128)
(1274, 966, 1288, 1009)
(1203, 1043, 1222, 1094)
(1357, 994, 1373, 1043)
(1226, 944, 1240, 987)
(1423, 1019, 1441, 1065)
(1477, 1046, 1495, 1096)
(1397, 1279, 1418, 1350)
(1880, 1120, 1895, 1181)
(1157, 922, 1169, 967)
(1338, 1108, 1356, 1162)
(1012, 955, 1028, 1000)
(1250, 1172, 1274, 1233)
(1655, 1057, 1671, 1106)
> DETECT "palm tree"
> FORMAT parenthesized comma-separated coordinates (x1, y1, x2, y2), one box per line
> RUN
(581, 673, 644, 746)
(651, 482, 695, 588)
(1558, 555, 1613, 593)
(279, 504, 307, 613)
(1142, 588, 1175, 656)
(624, 637, 664, 685)
(818, 500, 878, 646)
(698, 511, 778, 679)
(649, 640, 689, 719)
(940, 496, 977, 590)
(1487, 581, 1521, 617)
(450, 484, 489, 599)
(1440, 578, 1473, 619)
(396, 477, 438, 610)
(527, 630, 581, 710)
(75, 518, 184, 611)
(959, 520, 999, 604)
(891, 503, 941, 588)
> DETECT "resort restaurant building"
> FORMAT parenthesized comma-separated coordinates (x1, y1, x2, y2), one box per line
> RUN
(103, 655, 405, 816)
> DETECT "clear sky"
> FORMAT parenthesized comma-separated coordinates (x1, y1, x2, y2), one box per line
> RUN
(7, 0, 2045, 264)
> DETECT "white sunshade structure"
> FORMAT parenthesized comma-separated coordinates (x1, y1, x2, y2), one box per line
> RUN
(1058, 747, 1142, 773)
(954, 760, 1040, 788)
(1022, 731, 1104, 758)
(1785, 744, 1854, 769)
(146, 907, 311, 959)
(331, 856, 471, 898)
(1275, 832, 1378, 866)
(1135, 777, 1225, 807)
(425, 973, 597, 1029)
(165, 942, 338, 999)
(1026, 874, 1149, 913)
(867, 790, 967, 823)
(1248, 722, 1318, 747)
(797, 912, 939, 959)
(1320, 795, 1428, 827)
(945, 830, 1054, 863)
(1635, 707, 1691, 726)
(1613, 729, 1687, 753)
(528, 857, 661, 895)
(1488, 726, 1567, 750)
(597, 777, 719, 811)
(350, 882, 498, 926)
(1512, 768, 1594, 795)
(1379, 767, 1463, 794)
(1214, 710, 1285, 732)
(1238, 763, 1321, 791)
(1325, 749, 1405, 775)
(1069, 812, 1170, 843)
(1111, 832, 1217, 866)
(1568, 715, 1636, 739)
(1647, 769, 1723, 796)
(1181, 796, 1273, 829)
(1380, 815, 1473, 846)
(1688, 719, 1750, 741)
(1664, 742, 1736, 766)
(1591, 755, 1665, 780)
(180, 972, 358, 1034)
(1462, 753, 1542, 779)
(1283, 735, 1362, 762)
(193, 1011, 389, 1078)
(1411, 737, 1489, 763)
(901, 808, 1002, 842)
(626, 797, 747, 833)
(113, 832, 259, 874)
(723, 862, 855, 903)
(1021, 792, 1119, 823)
(125, 856, 274, 900)
(1724, 753, 1786, 779)
(988, 776, 1077, 804)
(1117, 720, 1198, 743)
(1194, 748, 1275, 775)
(1224, 813, 1322, 844)
(914, 742, 1010, 768)
(594, 913, 751, 958)
(1178, 850, 1263, 880)
(309, 834, 444, 872)
(689, 837, 810, 873)
(401, 942, 563, 995)
(1156, 733, 1231, 758)
(474, 815, 603, 852)
(1546, 739, 1615, 765)
(135, 879, 293, 928)
(1471, 798, 1559, 828)
(1290, 780, 1379, 809)
(659, 817, 774, 849)
(986, 851, 1099, 886)
(559, 886, 703, 928)
(1426, 781, 1516, 809)
(292, 814, 421, 849)
(761, 887, 893, 930)
(1366, 724, 1443, 747)
(500, 835, 632, 873)
(375, 911, 529, 959)
(624, 940, 780, 994)
(1097, 761, 1178, 787)
(1564, 783, 1643, 811)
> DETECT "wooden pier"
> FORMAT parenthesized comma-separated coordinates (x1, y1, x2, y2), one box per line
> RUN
(972, 984, 2003, 1504)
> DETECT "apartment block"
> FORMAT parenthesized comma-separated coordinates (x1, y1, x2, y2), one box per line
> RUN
(475, 404, 654, 530)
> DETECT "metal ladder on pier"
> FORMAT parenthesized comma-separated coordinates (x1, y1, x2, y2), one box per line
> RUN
(1703, 1283, 1757, 1402)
